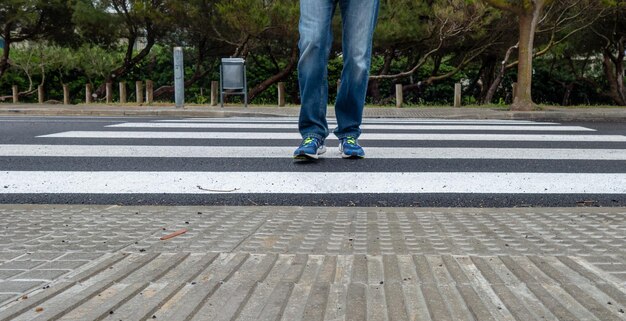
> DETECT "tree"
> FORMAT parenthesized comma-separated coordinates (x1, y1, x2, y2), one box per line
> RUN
(95, 0, 171, 87)
(152, 0, 223, 99)
(214, 0, 300, 101)
(479, 0, 605, 105)
(0, 0, 73, 78)
(370, 0, 497, 104)
(592, 1, 626, 105)
(482, 0, 554, 110)
(72, 0, 123, 47)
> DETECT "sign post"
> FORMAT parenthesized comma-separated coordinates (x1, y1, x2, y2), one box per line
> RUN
(174, 47, 184, 108)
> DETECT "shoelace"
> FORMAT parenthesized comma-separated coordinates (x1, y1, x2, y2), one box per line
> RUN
(302, 137, 317, 146)
(344, 137, 358, 146)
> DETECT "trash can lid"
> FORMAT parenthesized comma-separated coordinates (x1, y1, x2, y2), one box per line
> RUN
(222, 58, 245, 64)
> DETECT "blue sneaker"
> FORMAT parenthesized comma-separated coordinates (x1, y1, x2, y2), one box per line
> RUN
(294, 137, 326, 160)
(339, 136, 365, 159)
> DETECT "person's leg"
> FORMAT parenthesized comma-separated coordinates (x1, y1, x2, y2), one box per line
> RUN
(297, 0, 337, 142)
(333, 0, 379, 140)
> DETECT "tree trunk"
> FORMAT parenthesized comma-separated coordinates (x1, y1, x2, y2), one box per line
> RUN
(512, 11, 540, 111)
(369, 50, 394, 104)
(95, 34, 156, 97)
(0, 41, 9, 79)
(602, 46, 626, 106)
(0, 24, 11, 79)
(367, 79, 380, 103)
(483, 60, 503, 104)
(153, 68, 212, 100)
(471, 58, 491, 104)
(248, 45, 298, 101)
(562, 83, 574, 106)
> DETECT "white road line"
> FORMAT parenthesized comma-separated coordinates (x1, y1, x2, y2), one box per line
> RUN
(3, 145, 626, 160)
(158, 118, 557, 125)
(107, 123, 594, 131)
(37, 131, 626, 142)
(2, 172, 625, 194)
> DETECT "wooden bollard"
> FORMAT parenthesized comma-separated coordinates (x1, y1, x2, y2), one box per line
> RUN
(145, 80, 153, 104)
(106, 82, 113, 104)
(512, 82, 518, 101)
(63, 84, 70, 105)
(454, 83, 462, 107)
(12, 86, 18, 103)
(395, 84, 403, 108)
(119, 82, 127, 104)
(211, 81, 218, 106)
(85, 84, 92, 104)
(136, 81, 143, 104)
(38, 85, 45, 104)
(278, 82, 285, 107)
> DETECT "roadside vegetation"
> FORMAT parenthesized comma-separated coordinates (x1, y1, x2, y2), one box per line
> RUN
(0, 0, 624, 108)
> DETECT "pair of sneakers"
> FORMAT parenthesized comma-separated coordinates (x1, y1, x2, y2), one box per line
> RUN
(293, 136, 364, 160)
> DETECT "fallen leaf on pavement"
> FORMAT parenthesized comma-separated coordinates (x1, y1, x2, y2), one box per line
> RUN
(160, 229, 188, 240)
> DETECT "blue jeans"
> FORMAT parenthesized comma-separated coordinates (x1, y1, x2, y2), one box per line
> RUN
(298, 0, 380, 141)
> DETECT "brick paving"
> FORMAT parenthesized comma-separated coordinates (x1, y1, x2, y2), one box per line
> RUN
(0, 205, 624, 320)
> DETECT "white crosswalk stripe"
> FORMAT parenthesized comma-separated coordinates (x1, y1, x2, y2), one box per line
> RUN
(1, 145, 626, 160)
(2, 118, 625, 197)
(106, 122, 595, 131)
(159, 117, 558, 124)
(38, 131, 626, 141)
(2, 172, 625, 194)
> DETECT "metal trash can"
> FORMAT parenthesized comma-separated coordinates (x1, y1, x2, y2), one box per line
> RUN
(220, 58, 247, 107)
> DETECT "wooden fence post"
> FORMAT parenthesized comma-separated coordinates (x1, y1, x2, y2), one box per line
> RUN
(85, 84, 92, 104)
(395, 84, 403, 108)
(211, 81, 218, 106)
(454, 83, 462, 107)
(63, 84, 70, 105)
(119, 82, 127, 104)
(38, 85, 45, 104)
(136, 81, 143, 104)
(106, 82, 113, 104)
(278, 82, 286, 107)
(512, 82, 518, 101)
(146, 80, 154, 104)
(12, 86, 18, 103)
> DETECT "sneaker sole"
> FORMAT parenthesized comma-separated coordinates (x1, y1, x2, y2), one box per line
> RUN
(341, 152, 365, 159)
(294, 146, 326, 160)
(339, 146, 364, 159)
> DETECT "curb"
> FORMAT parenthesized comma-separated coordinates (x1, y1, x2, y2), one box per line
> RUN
(1, 105, 626, 122)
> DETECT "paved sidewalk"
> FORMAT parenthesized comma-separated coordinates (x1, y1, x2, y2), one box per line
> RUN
(0, 205, 624, 320)
(1, 103, 626, 122)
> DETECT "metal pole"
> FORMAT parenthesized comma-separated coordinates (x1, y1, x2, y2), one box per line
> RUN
(174, 47, 184, 108)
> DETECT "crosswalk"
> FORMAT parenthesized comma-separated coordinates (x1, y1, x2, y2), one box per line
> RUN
(1, 117, 625, 202)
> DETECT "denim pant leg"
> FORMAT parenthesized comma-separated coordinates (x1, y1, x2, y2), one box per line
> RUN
(333, 0, 380, 139)
(298, 0, 336, 141)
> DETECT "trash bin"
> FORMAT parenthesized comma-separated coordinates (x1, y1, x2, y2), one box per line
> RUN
(220, 58, 247, 107)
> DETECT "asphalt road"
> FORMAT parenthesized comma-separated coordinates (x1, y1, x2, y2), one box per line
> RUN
(0, 115, 624, 207)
